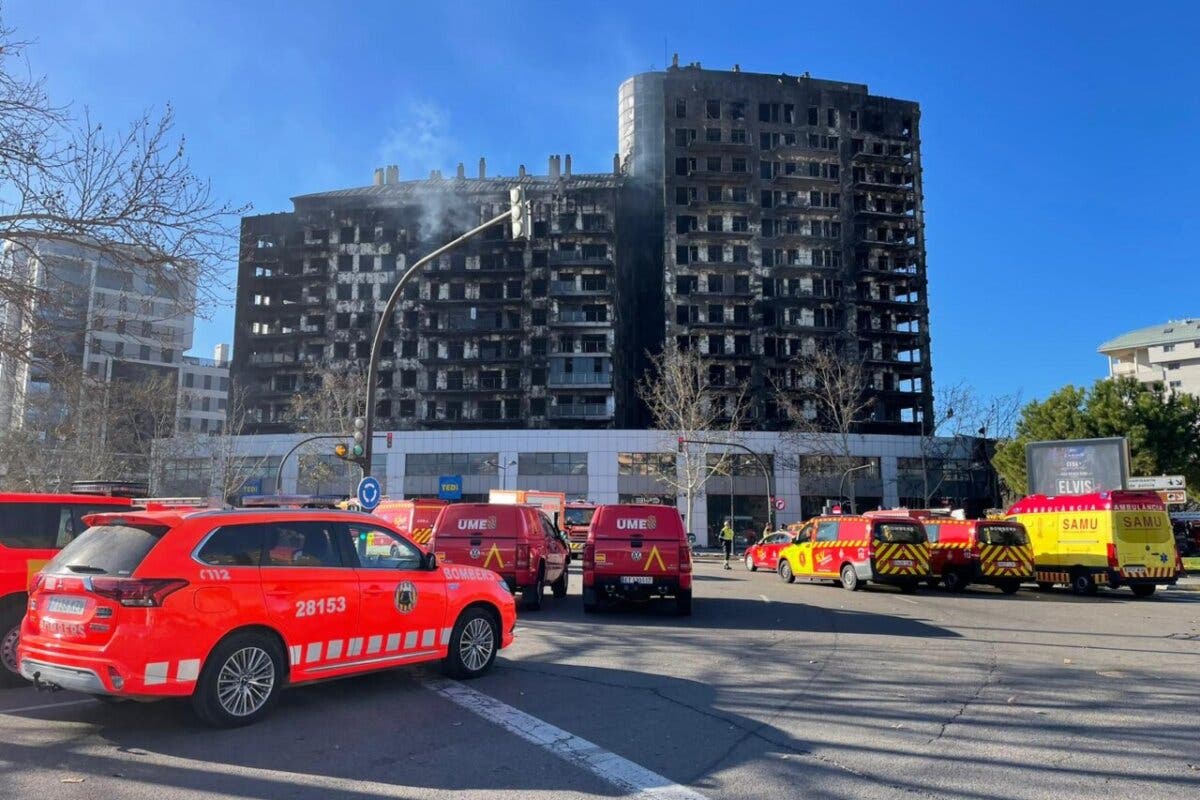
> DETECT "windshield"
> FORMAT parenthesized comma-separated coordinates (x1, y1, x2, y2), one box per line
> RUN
(873, 523, 925, 544)
(978, 525, 1028, 546)
(564, 508, 595, 527)
(44, 523, 169, 577)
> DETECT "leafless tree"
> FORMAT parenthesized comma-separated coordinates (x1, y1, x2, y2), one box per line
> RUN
(0, 360, 177, 490)
(919, 381, 1022, 506)
(280, 363, 366, 493)
(0, 18, 245, 366)
(636, 341, 749, 542)
(774, 342, 876, 504)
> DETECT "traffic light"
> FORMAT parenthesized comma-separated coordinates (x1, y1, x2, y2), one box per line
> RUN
(509, 187, 531, 240)
(334, 443, 349, 459)
(677, 437, 686, 453)
(386, 431, 393, 449)
(352, 416, 366, 458)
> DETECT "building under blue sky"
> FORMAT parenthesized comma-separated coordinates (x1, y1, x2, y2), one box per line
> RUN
(10, 0, 1199, 407)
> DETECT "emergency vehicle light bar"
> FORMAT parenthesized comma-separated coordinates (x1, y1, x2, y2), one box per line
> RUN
(241, 494, 347, 509)
(133, 497, 211, 510)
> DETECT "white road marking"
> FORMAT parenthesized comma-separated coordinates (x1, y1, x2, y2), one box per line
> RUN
(896, 597, 920, 606)
(426, 679, 711, 800)
(1, 698, 95, 715)
(758, 594, 771, 603)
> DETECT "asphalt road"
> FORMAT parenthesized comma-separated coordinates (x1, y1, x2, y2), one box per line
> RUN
(1, 562, 1198, 800)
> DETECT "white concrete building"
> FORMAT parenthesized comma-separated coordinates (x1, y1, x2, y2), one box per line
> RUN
(179, 346, 231, 434)
(1099, 318, 1200, 396)
(158, 428, 995, 545)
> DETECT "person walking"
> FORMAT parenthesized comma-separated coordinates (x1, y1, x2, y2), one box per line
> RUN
(720, 518, 735, 570)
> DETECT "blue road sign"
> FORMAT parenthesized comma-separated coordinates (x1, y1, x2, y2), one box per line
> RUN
(357, 476, 382, 511)
(438, 475, 463, 501)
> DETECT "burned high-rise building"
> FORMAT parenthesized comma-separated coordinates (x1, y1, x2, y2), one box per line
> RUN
(620, 62, 932, 433)
(233, 157, 660, 433)
(234, 63, 931, 436)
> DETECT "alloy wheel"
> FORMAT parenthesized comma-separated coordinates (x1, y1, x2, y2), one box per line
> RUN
(216, 646, 276, 717)
(459, 617, 495, 673)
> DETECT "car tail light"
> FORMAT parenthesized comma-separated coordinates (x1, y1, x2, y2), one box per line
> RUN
(515, 544, 530, 570)
(582, 543, 595, 570)
(1106, 543, 1119, 569)
(679, 545, 692, 572)
(29, 573, 46, 593)
(90, 578, 188, 607)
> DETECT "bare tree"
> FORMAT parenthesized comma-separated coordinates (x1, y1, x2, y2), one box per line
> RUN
(919, 381, 1022, 506)
(0, 18, 245, 366)
(636, 341, 749, 542)
(0, 360, 177, 490)
(774, 342, 876, 508)
(280, 363, 366, 493)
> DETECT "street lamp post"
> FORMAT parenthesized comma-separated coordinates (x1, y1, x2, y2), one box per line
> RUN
(677, 438, 776, 529)
(922, 407, 954, 507)
(361, 191, 529, 473)
(483, 458, 517, 491)
(838, 462, 872, 515)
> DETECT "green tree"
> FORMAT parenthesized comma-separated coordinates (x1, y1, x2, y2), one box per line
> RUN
(993, 378, 1200, 498)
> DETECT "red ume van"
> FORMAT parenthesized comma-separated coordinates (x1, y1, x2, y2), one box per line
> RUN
(582, 504, 692, 615)
(432, 503, 569, 610)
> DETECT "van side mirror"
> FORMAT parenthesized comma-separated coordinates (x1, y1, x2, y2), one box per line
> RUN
(423, 551, 438, 570)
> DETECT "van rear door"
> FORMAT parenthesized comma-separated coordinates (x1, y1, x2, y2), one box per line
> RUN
(433, 504, 520, 576)
(1113, 509, 1176, 576)
(591, 506, 683, 578)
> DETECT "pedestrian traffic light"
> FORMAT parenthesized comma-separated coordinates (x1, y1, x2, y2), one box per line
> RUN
(677, 437, 685, 453)
(386, 431, 393, 449)
(510, 187, 531, 240)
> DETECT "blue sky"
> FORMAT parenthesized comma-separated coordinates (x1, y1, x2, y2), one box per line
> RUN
(9, 0, 1199, 406)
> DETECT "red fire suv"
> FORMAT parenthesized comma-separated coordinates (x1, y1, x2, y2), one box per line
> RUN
(923, 516, 1033, 594)
(582, 504, 692, 615)
(432, 503, 569, 610)
(18, 506, 515, 726)
(1, 491, 136, 686)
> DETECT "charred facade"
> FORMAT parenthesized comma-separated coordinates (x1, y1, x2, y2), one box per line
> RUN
(620, 63, 932, 433)
(233, 158, 650, 433)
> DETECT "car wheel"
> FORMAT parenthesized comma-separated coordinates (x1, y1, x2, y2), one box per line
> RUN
(443, 607, 499, 679)
(674, 590, 692, 616)
(745, 554, 757, 572)
(1071, 570, 1098, 596)
(550, 569, 568, 599)
(778, 561, 795, 584)
(1130, 584, 1156, 599)
(840, 564, 859, 592)
(192, 632, 284, 728)
(943, 569, 967, 593)
(582, 587, 598, 614)
(998, 580, 1021, 595)
(1, 602, 26, 688)
(523, 568, 545, 611)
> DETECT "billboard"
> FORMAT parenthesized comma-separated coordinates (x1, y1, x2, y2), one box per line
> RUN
(1026, 438, 1130, 496)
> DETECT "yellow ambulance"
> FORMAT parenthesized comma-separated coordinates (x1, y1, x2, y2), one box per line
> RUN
(1006, 491, 1181, 597)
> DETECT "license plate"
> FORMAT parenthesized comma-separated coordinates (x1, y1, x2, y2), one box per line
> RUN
(1125, 566, 1146, 575)
(996, 561, 1017, 569)
(620, 576, 653, 585)
(891, 559, 914, 567)
(47, 596, 87, 615)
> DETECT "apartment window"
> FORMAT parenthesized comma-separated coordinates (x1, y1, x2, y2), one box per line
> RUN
(519, 452, 588, 476)
(676, 186, 693, 205)
(730, 128, 747, 144)
(708, 334, 725, 355)
(338, 255, 353, 272)
(675, 157, 695, 176)
(708, 305, 725, 324)
(706, 156, 722, 172)
(532, 279, 547, 297)
(530, 398, 546, 416)
(707, 245, 723, 263)
(359, 255, 375, 271)
(705, 99, 720, 119)
(707, 215, 723, 232)
(676, 275, 698, 295)
(532, 308, 547, 326)
(337, 283, 352, 300)
(674, 128, 695, 147)
(708, 365, 726, 386)
(1163, 344, 1176, 352)
(807, 106, 818, 125)
(401, 339, 417, 357)
(676, 215, 697, 234)
(531, 337, 547, 356)
(676, 245, 697, 264)
(827, 108, 837, 127)
(849, 110, 859, 130)
(1169, 380, 1183, 389)
(705, 127, 721, 143)
(731, 157, 747, 173)
(707, 274, 724, 293)
(676, 305, 699, 324)
(139, 345, 150, 361)
(731, 187, 748, 203)
(707, 185, 722, 202)
(1167, 362, 1181, 370)
(184, 373, 194, 388)
(675, 98, 687, 118)
(732, 216, 748, 232)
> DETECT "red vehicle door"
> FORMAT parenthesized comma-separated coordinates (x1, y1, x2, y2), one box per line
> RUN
(345, 520, 448, 663)
(259, 518, 362, 676)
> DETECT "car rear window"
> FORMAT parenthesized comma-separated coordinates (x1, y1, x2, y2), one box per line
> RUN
(923, 523, 941, 543)
(978, 525, 1028, 546)
(592, 505, 685, 540)
(873, 522, 925, 544)
(565, 508, 595, 527)
(45, 523, 169, 576)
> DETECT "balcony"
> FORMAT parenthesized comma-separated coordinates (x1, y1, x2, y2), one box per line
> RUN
(552, 310, 610, 327)
(549, 250, 613, 266)
(548, 403, 613, 420)
(548, 372, 613, 387)
(549, 280, 609, 297)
